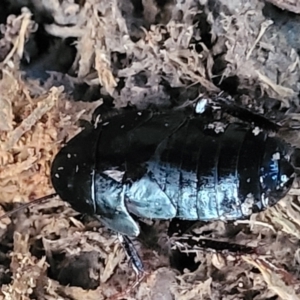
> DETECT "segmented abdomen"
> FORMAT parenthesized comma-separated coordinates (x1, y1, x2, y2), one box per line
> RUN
(147, 118, 267, 221)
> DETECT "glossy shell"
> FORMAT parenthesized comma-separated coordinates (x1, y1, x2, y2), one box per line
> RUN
(51, 110, 295, 236)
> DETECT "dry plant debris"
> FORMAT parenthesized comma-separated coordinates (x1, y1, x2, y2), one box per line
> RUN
(1, 0, 300, 299)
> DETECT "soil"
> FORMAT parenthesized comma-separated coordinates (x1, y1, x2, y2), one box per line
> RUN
(1, 0, 300, 299)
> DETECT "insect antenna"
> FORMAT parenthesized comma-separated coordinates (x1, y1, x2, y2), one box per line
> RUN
(0, 193, 58, 221)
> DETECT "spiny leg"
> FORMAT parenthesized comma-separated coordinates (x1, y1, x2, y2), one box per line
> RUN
(119, 235, 145, 277)
(194, 96, 280, 132)
(108, 235, 146, 300)
(168, 219, 256, 273)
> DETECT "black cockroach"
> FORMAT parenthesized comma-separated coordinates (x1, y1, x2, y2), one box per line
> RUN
(51, 107, 294, 237)
(49, 100, 295, 278)
(1, 99, 296, 291)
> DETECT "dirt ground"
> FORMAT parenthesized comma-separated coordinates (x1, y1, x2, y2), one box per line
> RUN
(1, 0, 300, 299)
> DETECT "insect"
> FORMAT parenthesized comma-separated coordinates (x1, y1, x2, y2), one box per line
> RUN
(1, 100, 296, 297)
(50, 106, 295, 238)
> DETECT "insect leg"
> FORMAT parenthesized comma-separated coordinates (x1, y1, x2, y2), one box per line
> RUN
(108, 235, 145, 300)
(172, 236, 255, 255)
(214, 96, 280, 132)
(168, 219, 256, 273)
(118, 235, 145, 276)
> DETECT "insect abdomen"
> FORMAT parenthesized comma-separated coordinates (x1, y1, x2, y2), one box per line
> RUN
(138, 118, 291, 221)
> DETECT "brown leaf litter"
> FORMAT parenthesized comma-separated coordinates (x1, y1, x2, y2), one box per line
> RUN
(1, 0, 300, 299)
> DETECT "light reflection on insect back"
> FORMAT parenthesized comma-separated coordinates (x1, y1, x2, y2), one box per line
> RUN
(51, 109, 295, 237)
